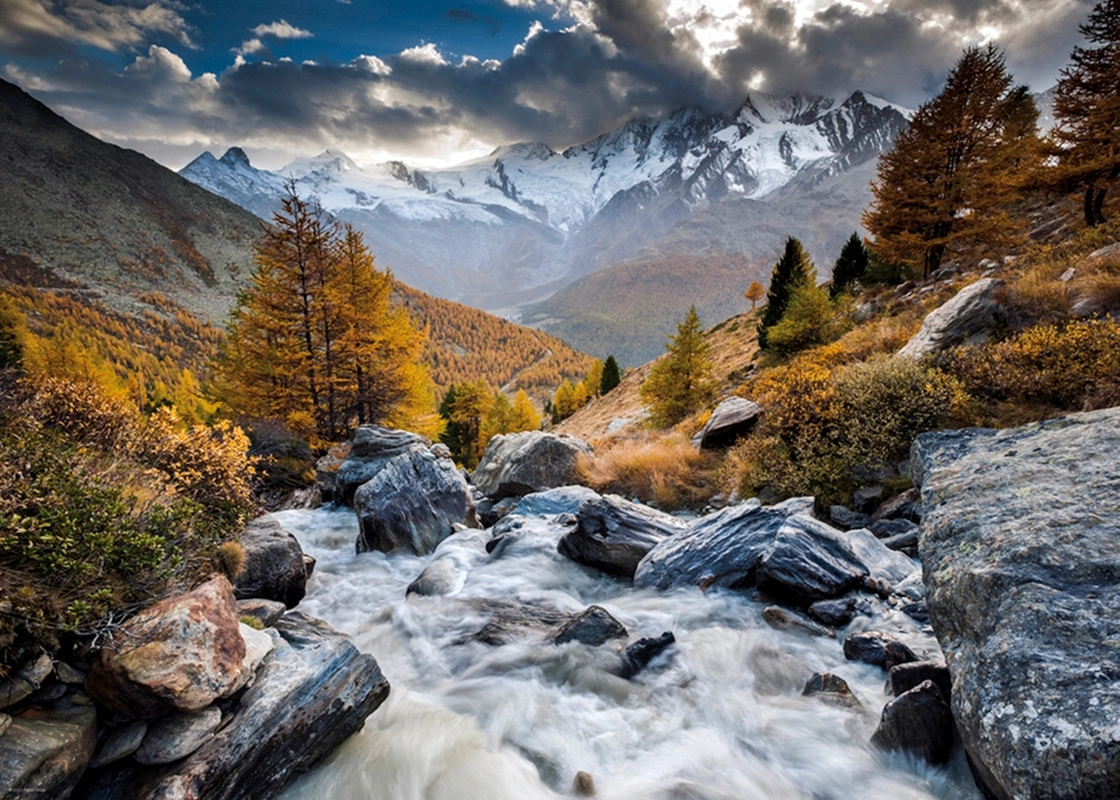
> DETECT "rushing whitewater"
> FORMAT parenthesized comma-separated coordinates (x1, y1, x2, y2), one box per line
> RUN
(275, 506, 979, 800)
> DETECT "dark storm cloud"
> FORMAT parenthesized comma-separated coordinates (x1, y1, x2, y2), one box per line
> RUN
(443, 8, 500, 37)
(3, 0, 1090, 164)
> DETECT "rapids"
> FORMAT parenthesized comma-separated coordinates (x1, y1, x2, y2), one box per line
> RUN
(275, 506, 980, 800)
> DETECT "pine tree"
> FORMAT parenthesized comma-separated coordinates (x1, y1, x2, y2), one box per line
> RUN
(439, 380, 492, 467)
(214, 186, 433, 444)
(640, 306, 718, 428)
(600, 355, 622, 394)
(864, 45, 1040, 278)
(1053, 0, 1120, 226)
(757, 237, 815, 349)
(829, 233, 869, 298)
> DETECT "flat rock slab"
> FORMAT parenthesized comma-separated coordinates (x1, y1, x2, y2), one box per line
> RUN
(915, 407, 1120, 800)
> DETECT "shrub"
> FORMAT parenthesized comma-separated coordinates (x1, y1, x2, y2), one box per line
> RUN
(726, 351, 962, 507)
(765, 283, 852, 356)
(577, 432, 717, 510)
(944, 318, 1120, 410)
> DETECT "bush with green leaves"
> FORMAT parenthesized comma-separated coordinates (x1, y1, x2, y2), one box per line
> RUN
(0, 376, 257, 669)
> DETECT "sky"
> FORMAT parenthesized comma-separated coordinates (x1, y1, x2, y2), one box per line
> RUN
(0, 0, 1095, 170)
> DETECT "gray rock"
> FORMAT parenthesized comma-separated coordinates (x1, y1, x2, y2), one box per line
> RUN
(83, 612, 390, 800)
(897, 278, 1004, 358)
(869, 517, 919, 539)
(221, 623, 275, 698)
(914, 407, 1120, 799)
(888, 660, 951, 701)
(90, 721, 148, 768)
(0, 703, 97, 798)
(406, 528, 489, 597)
(469, 599, 574, 645)
(852, 485, 885, 514)
(559, 495, 688, 578)
(513, 486, 601, 517)
(234, 515, 310, 608)
(134, 706, 222, 765)
(553, 606, 628, 646)
(761, 606, 835, 638)
(842, 631, 917, 670)
(756, 515, 869, 603)
(476, 495, 521, 527)
(471, 431, 593, 500)
(802, 672, 861, 708)
(354, 447, 474, 555)
(235, 599, 287, 629)
(0, 653, 52, 710)
(880, 527, 919, 557)
(633, 504, 791, 591)
(829, 504, 870, 531)
(53, 662, 86, 686)
(334, 426, 430, 506)
(618, 632, 676, 679)
(844, 528, 919, 591)
(870, 488, 921, 523)
(807, 597, 859, 627)
(690, 397, 761, 450)
(871, 680, 954, 765)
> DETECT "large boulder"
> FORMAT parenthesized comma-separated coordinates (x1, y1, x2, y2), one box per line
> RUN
(691, 397, 761, 450)
(333, 426, 431, 506)
(233, 515, 310, 608)
(897, 277, 1004, 359)
(471, 431, 593, 500)
(755, 515, 869, 603)
(354, 447, 474, 555)
(558, 495, 688, 578)
(915, 407, 1120, 800)
(84, 577, 246, 719)
(0, 703, 97, 799)
(81, 612, 390, 800)
(633, 503, 790, 591)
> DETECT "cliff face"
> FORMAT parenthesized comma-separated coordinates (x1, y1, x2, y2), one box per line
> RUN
(914, 408, 1120, 800)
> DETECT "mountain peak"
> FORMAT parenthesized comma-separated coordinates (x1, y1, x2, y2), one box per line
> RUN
(219, 147, 251, 168)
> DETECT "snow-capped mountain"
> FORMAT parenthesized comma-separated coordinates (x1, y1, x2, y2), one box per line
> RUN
(181, 90, 908, 313)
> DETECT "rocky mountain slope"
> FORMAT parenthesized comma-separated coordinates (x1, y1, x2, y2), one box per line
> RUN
(181, 91, 908, 325)
(0, 78, 260, 324)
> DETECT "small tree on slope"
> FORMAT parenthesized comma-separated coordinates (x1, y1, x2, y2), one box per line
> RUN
(757, 237, 815, 349)
(641, 306, 718, 428)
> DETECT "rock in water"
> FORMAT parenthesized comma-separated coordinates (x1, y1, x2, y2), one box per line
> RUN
(85, 576, 246, 719)
(333, 426, 431, 505)
(233, 515, 311, 608)
(842, 631, 917, 671)
(897, 277, 1004, 358)
(755, 515, 868, 603)
(915, 407, 1120, 799)
(471, 431, 593, 500)
(871, 680, 954, 765)
(634, 504, 789, 590)
(354, 447, 474, 555)
(618, 632, 676, 679)
(83, 612, 391, 800)
(559, 495, 688, 578)
(554, 605, 628, 646)
(691, 397, 761, 450)
(0, 704, 97, 798)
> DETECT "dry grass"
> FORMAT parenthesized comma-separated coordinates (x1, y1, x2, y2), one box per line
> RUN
(577, 431, 719, 510)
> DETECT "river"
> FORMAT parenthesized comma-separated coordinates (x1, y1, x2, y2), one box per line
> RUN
(273, 505, 980, 800)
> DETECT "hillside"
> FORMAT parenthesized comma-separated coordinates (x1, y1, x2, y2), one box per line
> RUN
(0, 78, 593, 417)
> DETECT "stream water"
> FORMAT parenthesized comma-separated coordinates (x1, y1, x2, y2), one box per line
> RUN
(274, 506, 980, 800)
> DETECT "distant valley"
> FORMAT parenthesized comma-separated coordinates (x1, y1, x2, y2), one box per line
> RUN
(181, 92, 909, 363)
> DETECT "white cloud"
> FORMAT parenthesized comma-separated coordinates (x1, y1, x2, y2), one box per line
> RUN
(234, 38, 267, 56)
(250, 20, 313, 40)
(354, 54, 392, 75)
(399, 42, 448, 65)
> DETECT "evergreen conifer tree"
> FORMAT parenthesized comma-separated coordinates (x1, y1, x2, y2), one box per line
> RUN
(757, 237, 815, 349)
(1053, 0, 1120, 226)
(640, 306, 717, 428)
(829, 233, 869, 298)
(600, 355, 622, 394)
